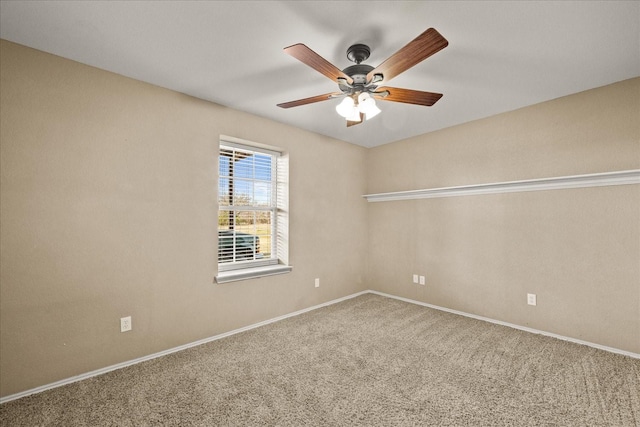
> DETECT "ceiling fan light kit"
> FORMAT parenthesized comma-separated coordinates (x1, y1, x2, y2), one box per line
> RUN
(335, 92, 381, 122)
(277, 28, 449, 127)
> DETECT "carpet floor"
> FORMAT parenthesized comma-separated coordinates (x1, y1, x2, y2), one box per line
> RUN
(1, 293, 639, 426)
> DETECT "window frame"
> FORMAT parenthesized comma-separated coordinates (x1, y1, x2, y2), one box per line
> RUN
(215, 137, 291, 283)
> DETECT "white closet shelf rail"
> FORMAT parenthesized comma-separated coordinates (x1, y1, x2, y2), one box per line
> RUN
(363, 169, 640, 202)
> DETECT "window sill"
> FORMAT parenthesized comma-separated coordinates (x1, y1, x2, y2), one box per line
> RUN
(215, 264, 293, 284)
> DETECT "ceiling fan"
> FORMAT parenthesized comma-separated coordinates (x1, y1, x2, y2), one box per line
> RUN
(277, 28, 448, 127)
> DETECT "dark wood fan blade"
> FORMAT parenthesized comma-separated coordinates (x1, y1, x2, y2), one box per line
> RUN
(346, 113, 364, 127)
(284, 44, 353, 85)
(277, 92, 341, 109)
(373, 87, 443, 106)
(366, 28, 448, 84)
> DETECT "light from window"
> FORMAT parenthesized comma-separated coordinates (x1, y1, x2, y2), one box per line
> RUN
(218, 142, 280, 271)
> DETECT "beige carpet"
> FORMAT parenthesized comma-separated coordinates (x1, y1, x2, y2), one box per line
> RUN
(1, 293, 639, 426)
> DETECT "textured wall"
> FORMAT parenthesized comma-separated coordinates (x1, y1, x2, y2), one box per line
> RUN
(366, 78, 640, 353)
(0, 40, 369, 397)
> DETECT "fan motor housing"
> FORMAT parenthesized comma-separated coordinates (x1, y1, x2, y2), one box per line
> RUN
(339, 64, 374, 92)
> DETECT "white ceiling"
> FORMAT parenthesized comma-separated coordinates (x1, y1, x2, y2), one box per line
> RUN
(1, 1, 638, 148)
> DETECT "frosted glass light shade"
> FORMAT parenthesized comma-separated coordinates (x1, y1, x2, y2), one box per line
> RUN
(336, 97, 355, 118)
(358, 93, 381, 119)
(346, 108, 362, 122)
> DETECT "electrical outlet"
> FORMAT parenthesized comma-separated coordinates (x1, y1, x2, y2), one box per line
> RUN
(120, 316, 132, 332)
(314, 278, 320, 288)
(419, 276, 426, 285)
(527, 294, 537, 306)
(412, 274, 419, 284)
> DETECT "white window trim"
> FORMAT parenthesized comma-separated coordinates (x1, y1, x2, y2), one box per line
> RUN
(215, 264, 293, 284)
(215, 136, 291, 283)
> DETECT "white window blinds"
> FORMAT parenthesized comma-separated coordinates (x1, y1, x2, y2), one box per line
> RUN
(218, 142, 279, 271)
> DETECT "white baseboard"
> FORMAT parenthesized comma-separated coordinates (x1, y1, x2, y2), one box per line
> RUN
(0, 291, 368, 404)
(369, 290, 640, 360)
(1, 288, 637, 404)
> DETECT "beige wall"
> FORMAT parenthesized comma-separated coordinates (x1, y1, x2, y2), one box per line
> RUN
(0, 40, 369, 397)
(366, 78, 640, 354)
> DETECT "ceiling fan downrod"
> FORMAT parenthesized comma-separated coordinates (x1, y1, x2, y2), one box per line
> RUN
(346, 44, 370, 64)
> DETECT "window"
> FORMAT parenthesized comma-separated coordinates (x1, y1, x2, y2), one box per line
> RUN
(216, 138, 290, 283)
